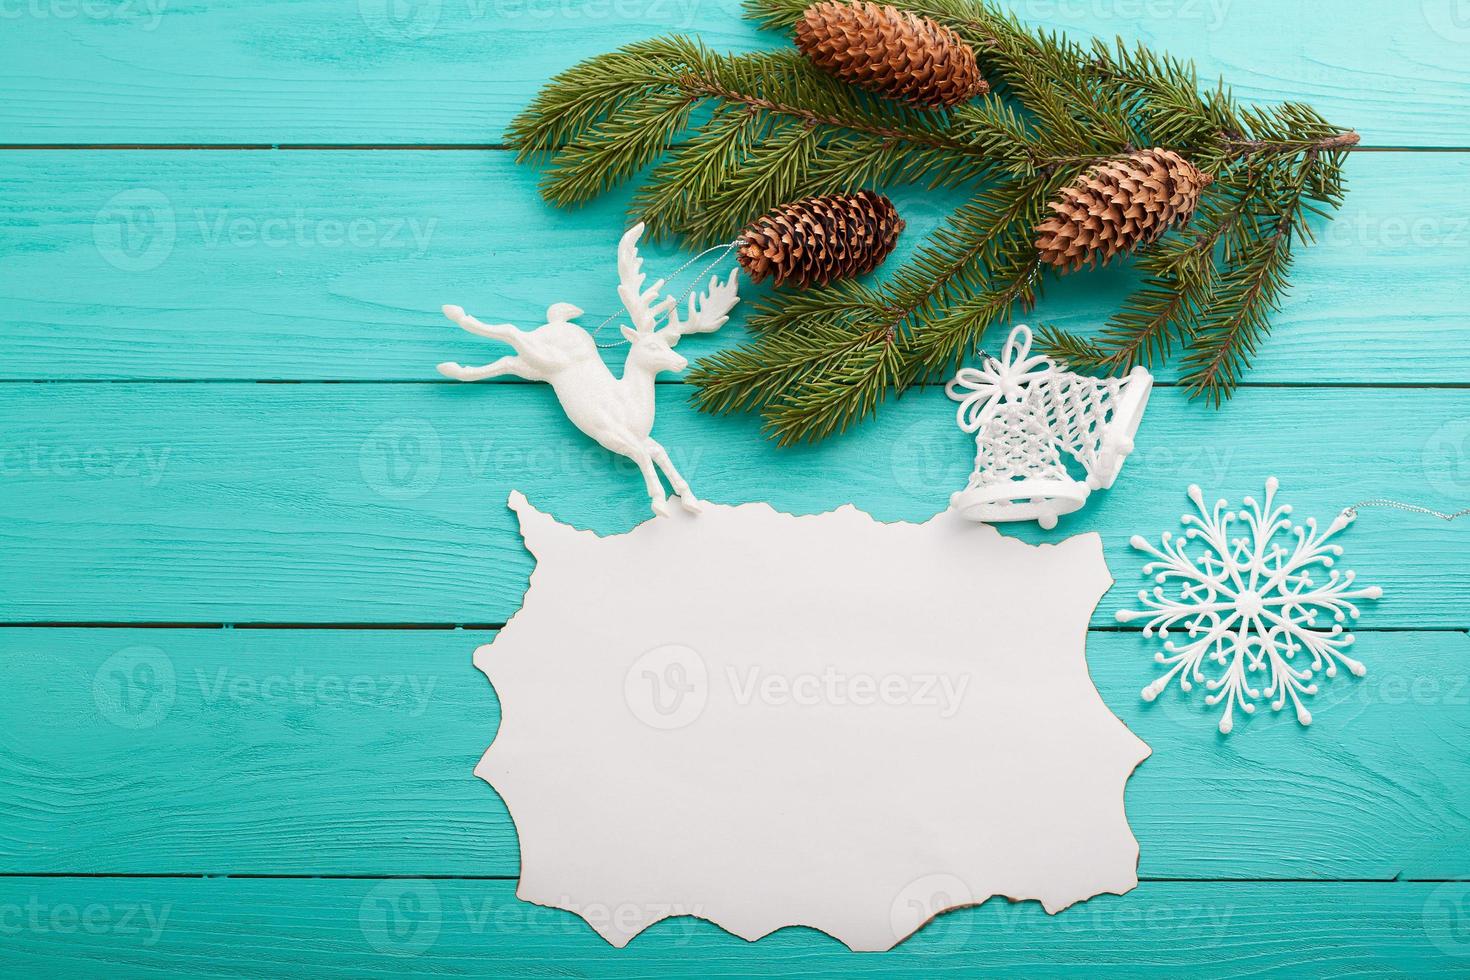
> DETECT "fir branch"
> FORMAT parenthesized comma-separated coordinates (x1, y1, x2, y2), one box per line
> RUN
(1038, 270, 1198, 374)
(537, 89, 697, 205)
(1226, 129, 1361, 156)
(689, 286, 883, 414)
(760, 330, 911, 445)
(906, 250, 1042, 370)
(631, 105, 764, 237)
(1037, 174, 1255, 374)
(675, 70, 980, 153)
(710, 176, 1054, 444)
(507, 36, 706, 154)
(513, 0, 1360, 442)
(1103, 270, 1209, 368)
(1180, 160, 1314, 401)
(684, 120, 825, 243)
(1181, 237, 1293, 403)
(1032, 326, 1106, 369)
(511, 38, 1033, 240)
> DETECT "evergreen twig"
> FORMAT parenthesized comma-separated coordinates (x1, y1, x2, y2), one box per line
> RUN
(509, 0, 1358, 444)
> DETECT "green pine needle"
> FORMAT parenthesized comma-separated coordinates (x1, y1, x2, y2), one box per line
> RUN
(509, 0, 1358, 444)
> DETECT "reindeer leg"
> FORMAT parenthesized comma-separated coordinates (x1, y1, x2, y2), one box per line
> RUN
(443, 305, 527, 350)
(648, 440, 702, 514)
(437, 356, 541, 382)
(618, 445, 671, 518)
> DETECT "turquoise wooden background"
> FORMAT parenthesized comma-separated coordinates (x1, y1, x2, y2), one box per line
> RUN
(3, 0, 1470, 975)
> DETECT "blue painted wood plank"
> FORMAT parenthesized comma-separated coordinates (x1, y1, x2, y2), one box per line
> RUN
(2, 149, 1467, 382)
(0, 877, 1466, 977)
(0, 1, 1465, 145)
(0, 383, 1465, 625)
(3, 628, 1467, 879)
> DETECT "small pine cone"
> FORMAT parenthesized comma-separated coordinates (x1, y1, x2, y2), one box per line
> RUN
(795, 0, 988, 108)
(1035, 149, 1214, 272)
(738, 190, 905, 289)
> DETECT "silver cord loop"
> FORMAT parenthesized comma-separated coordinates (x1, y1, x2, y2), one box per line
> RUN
(1342, 499, 1470, 523)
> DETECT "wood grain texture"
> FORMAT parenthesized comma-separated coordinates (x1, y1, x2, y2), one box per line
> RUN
(3, 628, 1468, 880)
(2, 383, 1467, 625)
(5, 3, 1470, 975)
(1, 0, 1467, 146)
(1, 877, 1467, 977)
(4, 150, 1470, 382)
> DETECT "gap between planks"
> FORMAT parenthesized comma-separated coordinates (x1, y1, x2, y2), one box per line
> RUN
(0, 144, 1465, 152)
(0, 623, 1460, 634)
(4, 380, 1470, 390)
(0, 874, 1449, 883)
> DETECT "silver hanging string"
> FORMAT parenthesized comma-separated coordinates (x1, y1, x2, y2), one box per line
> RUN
(1342, 499, 1470, 523)
(592, 238, 743, 350)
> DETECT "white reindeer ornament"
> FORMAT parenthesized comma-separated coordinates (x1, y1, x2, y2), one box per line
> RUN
(438, 223, 740, 516)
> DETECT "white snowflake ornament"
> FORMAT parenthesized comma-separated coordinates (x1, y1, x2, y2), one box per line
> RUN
(1118, 478, 1383, 734)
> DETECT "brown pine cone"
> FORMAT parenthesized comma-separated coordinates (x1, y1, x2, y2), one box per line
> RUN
(795, 0, 988, 108)
(1035, 149, 1214, 272)
(738, 190, 905, 289)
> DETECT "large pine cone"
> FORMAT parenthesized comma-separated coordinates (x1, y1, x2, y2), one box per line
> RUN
(738, 190, 905, 289)
(795, 0, 988, 108)
(1035, 149, 1214, 272)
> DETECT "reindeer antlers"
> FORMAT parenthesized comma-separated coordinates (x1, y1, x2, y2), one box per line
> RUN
(663, 270, 740, 346)
(616, 222, 741, 346)
(617, 223, 676, 335)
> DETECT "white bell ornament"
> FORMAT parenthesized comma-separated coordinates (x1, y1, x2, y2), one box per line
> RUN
(950, 387, 1092, 530)
(1033, 365, 1153, 490)
(945, 324, 1152, 527)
